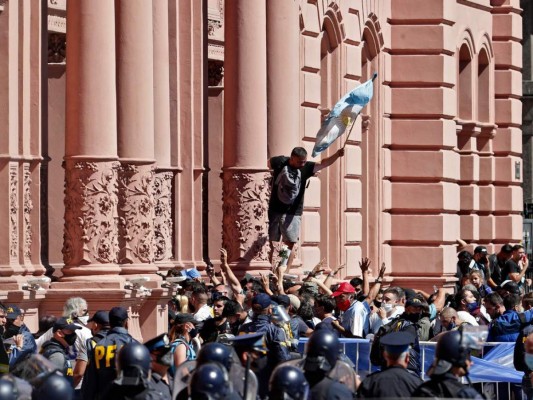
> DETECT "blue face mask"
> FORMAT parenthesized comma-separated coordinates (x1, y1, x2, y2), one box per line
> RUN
(525, 354, 533, 370)
(467, 301, 479, 313)
(447, 321, 456, 331)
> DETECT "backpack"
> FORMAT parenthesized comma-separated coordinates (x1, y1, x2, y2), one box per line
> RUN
(275, 165, 301, 205)
(370, 317, 412, 367)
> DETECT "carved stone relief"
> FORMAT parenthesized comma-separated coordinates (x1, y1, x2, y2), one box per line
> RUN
(208, 60, 224, 86)
(23, 164, 33, 262)
(118, 164, 155, 265)
(153, 171, 174, 262)
(63, 161, 120, 266)
(222, 171, 271, 263)
(48, 33, 66, 64)
(9, 165, 18, 261)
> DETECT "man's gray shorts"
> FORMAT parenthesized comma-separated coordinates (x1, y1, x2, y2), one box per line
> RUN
(268, 212, 300, 243)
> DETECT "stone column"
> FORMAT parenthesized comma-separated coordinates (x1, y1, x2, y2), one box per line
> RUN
(223, 0, 270, 273)
(152, 0, 177, 272)
(115, 0, 157, 275)
(266, 0, 299, 156)
(62, 0, 121, 280)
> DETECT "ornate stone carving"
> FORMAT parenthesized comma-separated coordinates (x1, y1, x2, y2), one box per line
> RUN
(63, 161, 120, 266)
(208, 60, 224, 86)
(222, 171, 271, 263)
(48, 33, 66, 63)
(153, 171, 174, 262)
(208, 19, 222, 36)
(9, 165, 18, 261)
(23, 164, 33, 262)
(118, 164, 155, 265)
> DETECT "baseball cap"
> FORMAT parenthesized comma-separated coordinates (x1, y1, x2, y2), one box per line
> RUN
(230, 332, 268, 355)
(252, 293, 272, 310)
(53, 317, 82, 332)
(174, 313, 196, 325)
(109, 306, 129, 326)
(181, 268, 201, 280)
(5, 305, 22, 320)
(474, 246, 488, 255)
(331, 282, 356, 297)
(88, 310, 110, 326)
(287, 294, 301, 311)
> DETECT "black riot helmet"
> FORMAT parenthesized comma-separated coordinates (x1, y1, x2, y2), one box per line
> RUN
(0, 376, 18, 400)
(32, 373, 74, 400)
(269, 365, 310, 400)
(188, 362, 230, 400)
(116, 342, 151, 386)
(196, 342, 233, 372)
(431, 330, 470, 376)
(303, 330, 340, 372)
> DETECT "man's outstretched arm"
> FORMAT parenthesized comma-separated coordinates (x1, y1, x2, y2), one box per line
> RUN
(313, 148, 344, 173)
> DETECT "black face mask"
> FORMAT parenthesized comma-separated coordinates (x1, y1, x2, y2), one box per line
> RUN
(404, 313, 422, 323)
(250, 355, 268, 372)
(374, 301, 382, 308)
(3, 324, 20, 339)
(64, 332, 78, 346)
(189, 328, 198, 339)
(156, 351, 173, 367)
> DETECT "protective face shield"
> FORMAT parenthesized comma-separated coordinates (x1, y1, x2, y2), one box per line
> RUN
(271, 305, 290, 325)
(0, 375, 18, 400)
(115, 342, 151, 387)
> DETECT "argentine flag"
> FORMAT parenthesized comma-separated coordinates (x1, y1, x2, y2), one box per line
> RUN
(312, 73, 377, 157)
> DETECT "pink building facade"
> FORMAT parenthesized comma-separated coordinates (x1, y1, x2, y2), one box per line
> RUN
(0, 0, 523, 338)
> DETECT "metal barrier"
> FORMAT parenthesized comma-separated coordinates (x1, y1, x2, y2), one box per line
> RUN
(298, 338, 524, 399)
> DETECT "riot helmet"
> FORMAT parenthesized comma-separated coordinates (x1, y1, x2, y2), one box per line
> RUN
(32, 373, 74, 400)
(116, 342, 151, 386)
(188, 362, 231, 400)
(0, 375, 18, 400)
(430, 330, 464, 375)
(303, 329, 340, 372)
(196, 342, 233, 372)
(269, 365, 309, 400)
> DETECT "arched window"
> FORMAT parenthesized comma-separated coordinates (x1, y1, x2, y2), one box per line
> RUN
(458, 44, 473, 120)
(477, 49, 490, 123)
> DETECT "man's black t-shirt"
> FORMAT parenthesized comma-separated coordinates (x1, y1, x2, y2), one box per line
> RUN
(269, 156, 316, 216)
(503, 259, 520, 281)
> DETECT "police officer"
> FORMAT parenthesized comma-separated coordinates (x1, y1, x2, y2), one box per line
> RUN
(144, 333, 173, 399)
(86, 310, 110, 355)
(357, 331, 422, 398)
(188, 362, 241, 400)
(41, 317, 81, 383)
(301, 330, 355, 399)
(32, 372, 75, 400)
(81, 306, 137, 400)
(515, 320, 533, 400)
(103, 342, 166, 400)
(239, 294, 290, 398)
(412, 330, 483, 398)
(269, 365, 309, 400)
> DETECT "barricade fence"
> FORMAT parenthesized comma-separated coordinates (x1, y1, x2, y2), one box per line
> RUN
(298, 338, 523, 400)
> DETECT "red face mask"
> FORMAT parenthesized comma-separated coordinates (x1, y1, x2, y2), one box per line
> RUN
(337, 299, 351, 312)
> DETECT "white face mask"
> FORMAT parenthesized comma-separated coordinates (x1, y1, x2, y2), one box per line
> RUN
(77, 315, 89, 325)
(383, 304, 394, 313)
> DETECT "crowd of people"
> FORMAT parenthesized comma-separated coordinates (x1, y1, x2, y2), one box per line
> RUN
(0, 243, 532, 399)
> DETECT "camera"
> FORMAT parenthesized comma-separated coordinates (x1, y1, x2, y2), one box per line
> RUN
(23, 276, 51, 291)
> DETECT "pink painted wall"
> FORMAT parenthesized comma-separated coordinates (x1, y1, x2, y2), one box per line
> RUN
(0, 0, 524, 334)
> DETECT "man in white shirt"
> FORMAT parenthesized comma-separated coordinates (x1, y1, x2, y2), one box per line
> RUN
(331, 282, 369, 338)
(369, 287, 405, 334)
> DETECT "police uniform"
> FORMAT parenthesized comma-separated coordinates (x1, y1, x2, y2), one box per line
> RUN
(357, 331, 422, 398)
(144, 333, 173, 400)
(41, 339, 74, 381)
(81, 307, 137, 400)
(239, 315, 290, 366)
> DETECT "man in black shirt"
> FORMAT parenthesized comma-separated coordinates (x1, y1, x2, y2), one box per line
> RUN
(268, 146, 344, 269)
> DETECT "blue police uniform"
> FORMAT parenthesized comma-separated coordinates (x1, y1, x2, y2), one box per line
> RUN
(7, 324, 37, 367)
(239, 315, 290, 366)
(81, 327, 137, 400)
(41, 339, 74, 383)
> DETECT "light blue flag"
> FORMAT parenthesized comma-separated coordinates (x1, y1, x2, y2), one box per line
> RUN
(312, 73, 377, 157)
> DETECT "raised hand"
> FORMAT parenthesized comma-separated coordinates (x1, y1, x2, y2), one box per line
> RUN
(359, 257, 371, 274)
(378, 262, 386, 278)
